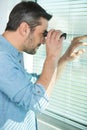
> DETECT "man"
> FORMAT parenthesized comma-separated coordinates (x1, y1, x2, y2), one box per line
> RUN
(0, 1, 87, 130)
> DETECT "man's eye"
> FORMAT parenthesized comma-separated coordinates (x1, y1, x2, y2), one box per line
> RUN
(43, 30, 48, 37)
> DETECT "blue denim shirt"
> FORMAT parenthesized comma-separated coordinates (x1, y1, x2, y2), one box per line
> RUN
(0, 35, 49, 130)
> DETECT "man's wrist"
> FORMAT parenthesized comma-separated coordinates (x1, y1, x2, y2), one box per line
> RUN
(58, 56, 68, 65)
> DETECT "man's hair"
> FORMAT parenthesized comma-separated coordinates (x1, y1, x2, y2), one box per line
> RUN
(5, 1, 52, 31)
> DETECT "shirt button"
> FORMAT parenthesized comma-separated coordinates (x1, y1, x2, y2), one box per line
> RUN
(37, 91, 40, 93)
(19, 60, 21, 63)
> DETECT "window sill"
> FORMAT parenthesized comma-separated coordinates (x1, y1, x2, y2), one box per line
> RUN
(37, 113, 86, 130)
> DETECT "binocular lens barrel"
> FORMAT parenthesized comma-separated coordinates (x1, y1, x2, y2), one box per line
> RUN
(43, 30, 67, 39)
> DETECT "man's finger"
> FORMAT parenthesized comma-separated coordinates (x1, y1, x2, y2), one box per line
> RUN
(75, 49, 86, 56)
(82, 42, 87, 46)
(72, 35, 87, 42)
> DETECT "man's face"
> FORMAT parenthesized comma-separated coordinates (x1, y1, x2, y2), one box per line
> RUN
(24, 17, 48, 54)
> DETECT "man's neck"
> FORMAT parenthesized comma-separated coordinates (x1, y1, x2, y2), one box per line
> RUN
(3, 31, 23, 52)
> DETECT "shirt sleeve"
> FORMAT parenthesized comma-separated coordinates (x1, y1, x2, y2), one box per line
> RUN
(13, 83, 49, 112)
(0, 53, 49, 112)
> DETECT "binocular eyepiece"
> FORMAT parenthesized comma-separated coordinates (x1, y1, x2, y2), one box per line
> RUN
(43, 30, 67, 39)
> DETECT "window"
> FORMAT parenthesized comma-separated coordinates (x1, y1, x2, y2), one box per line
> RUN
(33, 0, 87, 129)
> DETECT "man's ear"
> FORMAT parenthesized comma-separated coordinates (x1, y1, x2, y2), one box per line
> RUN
(18, 22, 30, 37)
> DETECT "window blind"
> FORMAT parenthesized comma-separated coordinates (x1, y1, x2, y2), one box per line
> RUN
(33, 0, 87, 129)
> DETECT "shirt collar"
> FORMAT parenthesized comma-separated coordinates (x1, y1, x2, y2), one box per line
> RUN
(0, 35, 22, 57)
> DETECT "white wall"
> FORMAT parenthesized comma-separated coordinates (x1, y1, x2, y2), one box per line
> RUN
(0, 0, 21, 34)
(0, 1, 8, 33)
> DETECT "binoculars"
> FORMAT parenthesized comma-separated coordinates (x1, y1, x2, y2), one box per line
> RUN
(43, 30, 67, 39)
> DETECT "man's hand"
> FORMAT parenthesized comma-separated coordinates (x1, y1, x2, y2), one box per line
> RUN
(57, 35, 87, 79)
(46, 29, 64, 63)
(61, 35, 87, 62)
